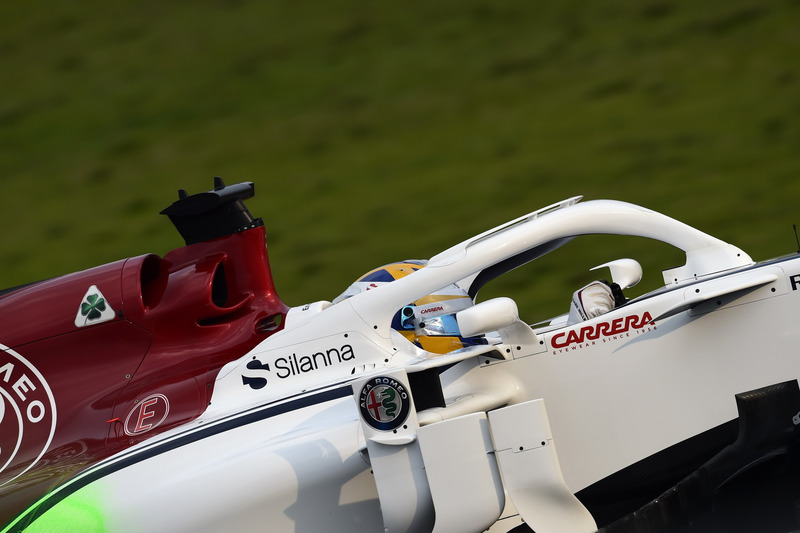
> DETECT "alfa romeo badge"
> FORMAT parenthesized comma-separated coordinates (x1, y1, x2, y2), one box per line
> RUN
(358, 376, 411, 431)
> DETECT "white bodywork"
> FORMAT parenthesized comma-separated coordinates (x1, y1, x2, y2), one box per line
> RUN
(17, 197, 800, 533)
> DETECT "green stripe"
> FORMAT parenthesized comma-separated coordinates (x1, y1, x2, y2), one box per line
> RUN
(2, 484, 108, 533)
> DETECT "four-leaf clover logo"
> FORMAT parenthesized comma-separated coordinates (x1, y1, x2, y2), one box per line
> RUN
(81, 293, 107, 320)
(74, 285, 115, 327)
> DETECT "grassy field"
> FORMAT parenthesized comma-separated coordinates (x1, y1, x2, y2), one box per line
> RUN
(1, 0, 799, 320)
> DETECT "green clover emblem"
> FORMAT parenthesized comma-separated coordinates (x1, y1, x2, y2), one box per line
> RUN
(81, 293, 107, 320)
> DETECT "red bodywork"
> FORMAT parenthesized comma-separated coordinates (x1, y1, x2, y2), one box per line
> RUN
(0, 224, 288, 523)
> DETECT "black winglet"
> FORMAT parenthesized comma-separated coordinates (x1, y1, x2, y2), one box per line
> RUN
(160, 178, 264, 245)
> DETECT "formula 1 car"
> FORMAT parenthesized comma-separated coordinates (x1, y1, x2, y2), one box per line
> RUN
(2, 179, 799, 533)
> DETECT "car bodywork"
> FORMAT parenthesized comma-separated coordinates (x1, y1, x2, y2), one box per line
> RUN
(2, 180, 799, 532)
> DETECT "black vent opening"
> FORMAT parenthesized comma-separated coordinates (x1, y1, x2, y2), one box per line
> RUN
(211, 263, 228, 308)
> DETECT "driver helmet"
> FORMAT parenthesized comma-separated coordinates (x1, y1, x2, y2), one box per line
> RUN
(333, 260, 487, 354)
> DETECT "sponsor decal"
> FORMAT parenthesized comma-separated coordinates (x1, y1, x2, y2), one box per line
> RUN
(124, 394, 170, 436)
(241, 359, 271, 390)
(420, 306, 445, 315)
(75, 285, 116, 327)
(550, 312, 655, 353)
(790, 274, 800, 291)
(0, 345, 57, 484)
(358, 376, 411, 431)
(241, 344, 356, 390)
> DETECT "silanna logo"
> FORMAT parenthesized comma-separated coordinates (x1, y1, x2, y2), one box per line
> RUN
(359, 376, 411, 431)
(550, 312, 656, 353)
(0, 345, 57, 484)
(241, 344, 356, 390)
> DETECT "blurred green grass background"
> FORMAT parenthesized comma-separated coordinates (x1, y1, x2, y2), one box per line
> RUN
(1, 0, 799, 320)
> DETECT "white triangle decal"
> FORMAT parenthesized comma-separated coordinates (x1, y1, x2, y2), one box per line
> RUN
(75, 285, 116, 327)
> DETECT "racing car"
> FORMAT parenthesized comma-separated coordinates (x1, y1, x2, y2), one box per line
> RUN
(1, 178, 799, 532)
